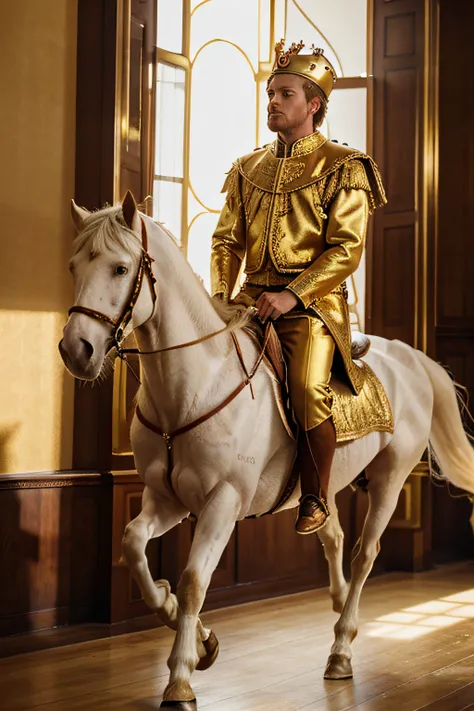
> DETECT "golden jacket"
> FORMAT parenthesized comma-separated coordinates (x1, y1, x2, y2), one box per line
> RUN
(211, 131, 386, 393)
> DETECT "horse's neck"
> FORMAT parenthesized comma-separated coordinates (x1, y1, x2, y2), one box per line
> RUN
(134, 228, 232, 428)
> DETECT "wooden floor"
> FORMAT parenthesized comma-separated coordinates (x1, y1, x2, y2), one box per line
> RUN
(1, 562, 474, 711)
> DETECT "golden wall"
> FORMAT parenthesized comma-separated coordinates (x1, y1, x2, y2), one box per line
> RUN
(0, 1, 78, 473)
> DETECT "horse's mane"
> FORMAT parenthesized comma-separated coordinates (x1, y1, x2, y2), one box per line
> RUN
(71, 204, 254, 333)
(72, 205, 142, 259)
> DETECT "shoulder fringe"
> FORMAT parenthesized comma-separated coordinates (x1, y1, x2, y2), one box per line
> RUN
(319, 156, 387, 214)
(221, 163, 241, 211)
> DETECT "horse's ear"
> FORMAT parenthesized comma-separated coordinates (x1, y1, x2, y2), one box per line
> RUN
(122, 190, 140, 231)
(71, 200, 90, 232)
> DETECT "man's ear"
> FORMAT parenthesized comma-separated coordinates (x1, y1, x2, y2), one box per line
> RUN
(70, 200, 90, 232)
(122, 190, 141, 232)
(310, 95, 321, 116)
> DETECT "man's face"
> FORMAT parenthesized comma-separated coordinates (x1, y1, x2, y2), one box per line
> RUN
(266, 74, 318, 134)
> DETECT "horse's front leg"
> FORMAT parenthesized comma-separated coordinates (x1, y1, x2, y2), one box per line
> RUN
(162, 480, 241, 707)
(122, 484, 187, 630)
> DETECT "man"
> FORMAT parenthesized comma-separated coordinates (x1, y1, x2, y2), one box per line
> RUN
(211, 40, 386, 534)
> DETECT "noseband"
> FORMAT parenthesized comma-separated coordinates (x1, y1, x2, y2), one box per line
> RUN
(68, 217, 157, 352)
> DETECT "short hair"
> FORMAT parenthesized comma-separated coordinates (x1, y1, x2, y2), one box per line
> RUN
(302, 80, 328, 129)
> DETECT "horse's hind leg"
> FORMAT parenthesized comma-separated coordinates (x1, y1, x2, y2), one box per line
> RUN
(324, 450, 422, 680)
(317, 502, 348, 613)
(162, 481, 240, 706)
(122, 485, 187, 630)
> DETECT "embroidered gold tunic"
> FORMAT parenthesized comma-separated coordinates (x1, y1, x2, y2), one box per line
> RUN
(211, 131, 386, 398)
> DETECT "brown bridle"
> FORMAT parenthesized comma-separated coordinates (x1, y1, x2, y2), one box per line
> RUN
(68, 218, 157, 354)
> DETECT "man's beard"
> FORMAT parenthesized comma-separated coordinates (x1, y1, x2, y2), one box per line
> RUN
(267, 112, 285, 132)
(267, 109, 311, 134)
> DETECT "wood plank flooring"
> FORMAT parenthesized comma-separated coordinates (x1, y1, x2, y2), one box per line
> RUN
(1, 562, 473, 711)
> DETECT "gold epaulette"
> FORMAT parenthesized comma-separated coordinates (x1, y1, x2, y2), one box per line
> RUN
(319, 156, 387, 214)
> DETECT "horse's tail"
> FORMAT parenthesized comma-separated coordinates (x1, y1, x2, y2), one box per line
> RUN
(416, 351, 474, 497)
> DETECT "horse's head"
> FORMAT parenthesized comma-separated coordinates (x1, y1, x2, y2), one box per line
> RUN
(59, 191, 156, 380)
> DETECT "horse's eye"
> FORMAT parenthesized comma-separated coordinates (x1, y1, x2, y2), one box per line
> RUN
(115, 265, 128, 276)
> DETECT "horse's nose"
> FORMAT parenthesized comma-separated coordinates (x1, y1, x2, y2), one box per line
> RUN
(58, 336, 94, 365)
(58, 338, 67, 360)
(80, 338, 94, 360)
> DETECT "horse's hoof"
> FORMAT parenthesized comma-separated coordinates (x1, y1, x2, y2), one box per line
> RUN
(324, 653, 353, 680)
(196, 630, 219, 671)
(160, 701, 197, 710)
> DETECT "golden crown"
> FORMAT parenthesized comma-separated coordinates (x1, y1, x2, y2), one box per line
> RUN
(270, 39, 337, 99)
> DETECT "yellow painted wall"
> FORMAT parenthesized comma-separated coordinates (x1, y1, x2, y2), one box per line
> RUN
(0, 1, 78, 473)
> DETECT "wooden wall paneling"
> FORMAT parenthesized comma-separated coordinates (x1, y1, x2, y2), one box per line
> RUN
(370, 0, 425, 346)
(433, 0, 474, 563)
(0, 473, 111, 639)
(110, 472, 150, 623)
(437, 0, 474, 332)
(119, 0, 156, 204)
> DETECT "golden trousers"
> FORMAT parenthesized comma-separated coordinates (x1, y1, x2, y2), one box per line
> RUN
(238, 285, 335, 431)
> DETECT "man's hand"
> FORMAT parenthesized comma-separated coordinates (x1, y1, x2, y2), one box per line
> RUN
(256, 289, 298, 321)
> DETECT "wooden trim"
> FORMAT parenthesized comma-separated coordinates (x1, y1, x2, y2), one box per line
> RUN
(436, 326, 474, 339)
(0, 471, 111, 490)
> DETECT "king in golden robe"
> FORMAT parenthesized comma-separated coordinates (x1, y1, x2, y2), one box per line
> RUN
(211, 40, 386, 534)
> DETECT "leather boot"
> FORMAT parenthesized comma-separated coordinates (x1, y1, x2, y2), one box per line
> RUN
(295, 493, 330, 534)
(295, 418, 336, 535)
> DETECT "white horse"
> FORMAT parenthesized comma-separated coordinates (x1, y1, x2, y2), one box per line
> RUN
(59, 193, 474, 709)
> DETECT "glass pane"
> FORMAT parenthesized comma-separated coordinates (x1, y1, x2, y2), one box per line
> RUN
(259, 0, 271, 63)
(286, 0, 367, 78)
(274, 0, 286, 42)
(153, 179, 183, 243)
(190, 41, 256, 210)
(322, 87, 367, 153)
(258, 79, 276, 147)
(191, 0, 259, 70)
(155, 63, 185, 178)
(157, 0, 183, 54)
(187, 212, 221, 291)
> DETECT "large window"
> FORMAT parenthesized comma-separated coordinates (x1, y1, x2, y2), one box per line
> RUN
(154, 0, 370, 327)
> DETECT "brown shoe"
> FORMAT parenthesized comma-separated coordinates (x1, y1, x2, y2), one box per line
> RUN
(295, 494, 330, 535)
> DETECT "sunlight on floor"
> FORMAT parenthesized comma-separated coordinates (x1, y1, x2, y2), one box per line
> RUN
(365, 588, 474, 639)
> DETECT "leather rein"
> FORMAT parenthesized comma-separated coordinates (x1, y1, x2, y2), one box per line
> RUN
(68, 216, 270, 471)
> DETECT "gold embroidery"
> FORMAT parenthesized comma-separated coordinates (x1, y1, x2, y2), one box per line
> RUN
(277, 192, 292, 216)
(272, 131, 327, 158)
(331, 362, 394, 442)
(281, 161, 305, 187)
